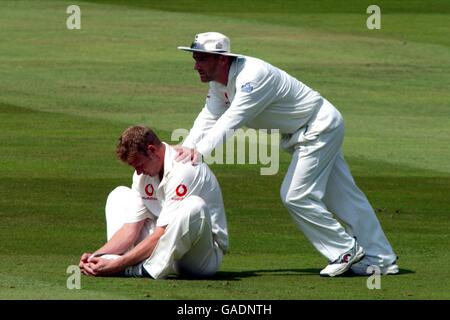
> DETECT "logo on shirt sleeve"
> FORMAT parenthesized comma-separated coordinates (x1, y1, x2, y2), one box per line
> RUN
(176, 184, 187, 197)
(241, 82, 254, 93)
(172, 184, 188, 200)
(143, 184, 157, 200)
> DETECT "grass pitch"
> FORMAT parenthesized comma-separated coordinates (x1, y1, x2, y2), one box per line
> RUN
(0, 0, 449, 300)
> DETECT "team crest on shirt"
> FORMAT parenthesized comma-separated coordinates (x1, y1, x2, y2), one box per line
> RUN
(241, 82, 254, 93)
(172, 184, 188, 200)
(143, 184, 157, 200)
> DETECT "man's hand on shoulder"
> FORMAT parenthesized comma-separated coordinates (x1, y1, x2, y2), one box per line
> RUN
(173, 145, 202, 164)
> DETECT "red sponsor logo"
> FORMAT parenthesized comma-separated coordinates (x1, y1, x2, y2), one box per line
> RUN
(175, 184, 187, 197)
(145, 184, 154, 197)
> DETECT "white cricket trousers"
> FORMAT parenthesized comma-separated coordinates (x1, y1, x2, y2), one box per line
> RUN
(105, 187, 223, 279)
(280, 99, 397, 266)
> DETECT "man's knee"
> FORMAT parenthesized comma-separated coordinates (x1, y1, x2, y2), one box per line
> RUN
(280, 188, 312, 211)
(106, 186, 132, 202)
(280, 188, 296, 208)
(105, 186, 132, 216)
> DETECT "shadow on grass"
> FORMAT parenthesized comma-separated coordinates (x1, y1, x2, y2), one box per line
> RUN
(331, 268, 415, 278)
(205, 267, 415, 281)
(101, 267, 415, 281)
(397, 268, 415, 275)
(210, 268, 322, 281)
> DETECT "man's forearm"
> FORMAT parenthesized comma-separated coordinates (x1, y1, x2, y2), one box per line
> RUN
(93, 221, 146, 257)
(119, 226, 166, 267)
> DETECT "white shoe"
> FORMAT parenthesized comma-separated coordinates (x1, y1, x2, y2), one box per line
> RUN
(320, 243, 365, 277)
(124, 262, 152, 278)
(92, 254, 151, 277)
(350, 261, 399, 276)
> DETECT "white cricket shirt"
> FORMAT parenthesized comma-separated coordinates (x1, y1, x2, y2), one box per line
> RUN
(125, 143, 229, 252)
(183, 55, 324, 156)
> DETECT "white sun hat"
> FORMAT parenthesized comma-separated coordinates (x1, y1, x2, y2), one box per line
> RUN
(177, 32, 242, 57)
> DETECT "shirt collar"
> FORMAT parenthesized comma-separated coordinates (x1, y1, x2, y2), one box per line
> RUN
(212, 57, 241, 90)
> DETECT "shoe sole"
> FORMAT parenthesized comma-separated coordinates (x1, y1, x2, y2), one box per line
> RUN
(350, 263, 399, 276)
(321, 247, 365, 277)
(384, 264, 399, 275)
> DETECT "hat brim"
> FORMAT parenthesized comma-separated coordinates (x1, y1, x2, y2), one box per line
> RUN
(177, 46, 242, 57)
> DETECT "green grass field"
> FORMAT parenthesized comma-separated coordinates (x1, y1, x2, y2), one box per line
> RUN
(0, 0, 449, 300)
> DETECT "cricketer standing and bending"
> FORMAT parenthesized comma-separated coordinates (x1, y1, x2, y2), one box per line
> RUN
(175, 32, 399, 276)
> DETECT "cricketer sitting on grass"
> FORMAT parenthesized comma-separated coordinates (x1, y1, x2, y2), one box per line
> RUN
(175, 32, 398, 277)
(79, 125, 228, 279)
